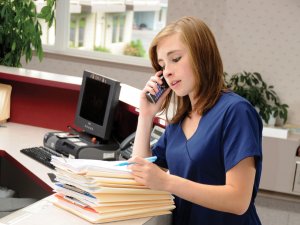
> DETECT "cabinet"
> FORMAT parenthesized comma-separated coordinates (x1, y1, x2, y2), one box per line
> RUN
(260, 134, 300, 195)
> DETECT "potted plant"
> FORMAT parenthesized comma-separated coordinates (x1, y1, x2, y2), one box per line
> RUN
(224, 71, 289, 125)
(0, 0, 55, 67)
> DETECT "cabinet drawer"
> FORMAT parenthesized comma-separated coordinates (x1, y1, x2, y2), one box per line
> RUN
(293, 161, 300, 193)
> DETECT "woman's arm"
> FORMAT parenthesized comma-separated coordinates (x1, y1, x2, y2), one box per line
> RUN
(130, 156, 256, 215)
(131, 71, 170, 158)
(131, 116, 154, 158)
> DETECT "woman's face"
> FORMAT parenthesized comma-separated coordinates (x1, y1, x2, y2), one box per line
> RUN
(156, 33, 196, 101)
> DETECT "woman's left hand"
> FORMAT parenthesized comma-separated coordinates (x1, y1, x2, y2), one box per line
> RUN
(128, 156, 169, 191)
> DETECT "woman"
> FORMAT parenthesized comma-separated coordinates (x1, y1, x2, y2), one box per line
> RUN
(129, 16, 262, 225)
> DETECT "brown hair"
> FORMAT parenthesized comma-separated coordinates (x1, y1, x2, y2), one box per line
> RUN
(149, 16, 225, 123)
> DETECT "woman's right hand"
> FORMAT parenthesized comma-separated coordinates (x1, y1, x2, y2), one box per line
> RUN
(139, 71, 171, 119)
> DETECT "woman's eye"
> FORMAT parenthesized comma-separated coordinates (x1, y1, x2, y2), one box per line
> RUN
(173, 56, 181, 63)
(160, 65, 165, 70)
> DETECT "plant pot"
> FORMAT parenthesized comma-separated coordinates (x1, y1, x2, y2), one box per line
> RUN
(263, 113, 276, 127)
(267, 114, 276, 126)
(275, 117, 285, 127)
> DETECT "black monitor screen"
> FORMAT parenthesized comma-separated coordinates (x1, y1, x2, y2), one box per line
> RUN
(80, 77, 110, 126)
(74, 70, 121, 140)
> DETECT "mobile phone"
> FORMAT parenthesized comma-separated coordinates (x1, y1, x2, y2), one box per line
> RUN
(146, 75, 169, 103)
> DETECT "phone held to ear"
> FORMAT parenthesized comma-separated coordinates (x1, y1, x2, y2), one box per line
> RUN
(146, 75, 169, 104)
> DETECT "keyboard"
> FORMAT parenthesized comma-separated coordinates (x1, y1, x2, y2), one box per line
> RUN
(20, 146, 62, 169)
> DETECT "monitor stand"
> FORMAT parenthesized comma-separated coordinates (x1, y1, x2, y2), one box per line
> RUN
(67, 125, 118, 146)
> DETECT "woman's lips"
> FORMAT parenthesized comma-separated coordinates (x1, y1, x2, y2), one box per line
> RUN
(171, 80, 181, 87)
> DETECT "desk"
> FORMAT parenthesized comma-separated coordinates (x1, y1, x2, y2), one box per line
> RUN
(0, 123, 55, 196)
(0, 196, 171, 225)
(0, 122, 171, 224)
(0, 66, 171, 224)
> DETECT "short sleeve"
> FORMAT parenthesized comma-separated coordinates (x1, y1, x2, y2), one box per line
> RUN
(222, 101, 262, 172)
(151, 126, 169, 169)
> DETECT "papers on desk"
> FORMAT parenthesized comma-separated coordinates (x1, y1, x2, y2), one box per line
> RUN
(51, 156, 139, 180)
(0, 83, 12, 123)
(50, 156, 175, 223)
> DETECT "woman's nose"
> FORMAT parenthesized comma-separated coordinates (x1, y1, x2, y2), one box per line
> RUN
(163, 65, 172, 78)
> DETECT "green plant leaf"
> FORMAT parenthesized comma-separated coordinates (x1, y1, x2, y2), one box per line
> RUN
(1, 4, 6, 18)
(40, 6, 51, 17)
(11, 41, 16, 51)
(0, 0, 55, 67)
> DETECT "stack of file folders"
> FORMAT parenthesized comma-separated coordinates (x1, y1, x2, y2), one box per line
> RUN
(50, 156, 175, 223)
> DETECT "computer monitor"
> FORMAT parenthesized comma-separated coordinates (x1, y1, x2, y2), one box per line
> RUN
(74, 70, 121, 141)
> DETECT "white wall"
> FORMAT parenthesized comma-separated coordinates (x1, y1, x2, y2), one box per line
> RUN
(167, 0, 300, 125)
(22, 0, 300, 125)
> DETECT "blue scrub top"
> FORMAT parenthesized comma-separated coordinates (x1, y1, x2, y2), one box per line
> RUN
(152, 92, 262, 225)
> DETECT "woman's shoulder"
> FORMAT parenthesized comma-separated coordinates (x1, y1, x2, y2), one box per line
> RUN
(208, 91, 258, 118)
(217, 91, 261, 121)
(219, 91, 253, 108)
